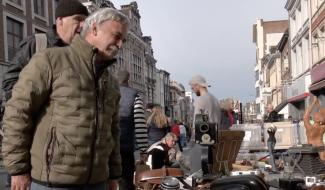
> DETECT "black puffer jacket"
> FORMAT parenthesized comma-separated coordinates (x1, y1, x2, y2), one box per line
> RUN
(2, 25, 67, 101)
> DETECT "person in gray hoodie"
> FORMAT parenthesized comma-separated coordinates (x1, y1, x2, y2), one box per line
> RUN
(189, 75, 221, 171)
(189, 75, 221, 136)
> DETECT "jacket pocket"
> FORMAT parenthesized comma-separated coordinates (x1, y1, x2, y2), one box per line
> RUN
(44, 127, 57, 182)
(44, 127, 77, 180)
(56, 132, 76, 156)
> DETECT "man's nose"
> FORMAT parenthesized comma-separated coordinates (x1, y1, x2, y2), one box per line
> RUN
(117, 40, 123, 49)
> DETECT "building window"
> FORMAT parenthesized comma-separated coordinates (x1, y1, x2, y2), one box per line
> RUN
(302, 36, 309, 72)
(269, 46, 277, 54)
(132, 54, 142, 82)
(35, 28, 44, 33)
(34, 0, 46, 17)
(6, 17, 23, 61)
(256, 87, 260, 98)
(291, 15, 296, 36)
(33, 24, 47, 34)
(255, 70, 259, 81)
(292, 49, 297, 77)
(8, 0, 22, 6)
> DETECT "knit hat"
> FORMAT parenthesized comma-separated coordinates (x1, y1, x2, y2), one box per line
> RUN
(55, 0, 89, 19)
(189, 75, 211, 88)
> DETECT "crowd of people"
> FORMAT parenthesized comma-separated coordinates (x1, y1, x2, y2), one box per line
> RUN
(1, 1, 323, 189)
(0, 0, 289, 190)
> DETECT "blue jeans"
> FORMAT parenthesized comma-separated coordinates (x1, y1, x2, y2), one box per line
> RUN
(31, 182, 106, 190)
(180, 134, 187, 147)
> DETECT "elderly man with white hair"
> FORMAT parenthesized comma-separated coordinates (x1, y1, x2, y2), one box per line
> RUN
(2, 8, 129, 190)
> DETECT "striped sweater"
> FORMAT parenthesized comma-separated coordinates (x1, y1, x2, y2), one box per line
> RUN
(134, 94, 149, 154)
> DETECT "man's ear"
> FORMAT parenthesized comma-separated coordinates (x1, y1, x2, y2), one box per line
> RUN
(91, 23, 97, 36)
(56, 17, 63, 26)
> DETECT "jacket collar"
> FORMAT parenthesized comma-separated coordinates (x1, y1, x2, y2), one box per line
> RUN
(70, 35, 116, 77)
(71, 35, 116, 63)
(70, 35, 116, 65)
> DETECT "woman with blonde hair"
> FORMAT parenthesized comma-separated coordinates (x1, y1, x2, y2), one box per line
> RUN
(147, 105, 169, 145)
(146, 133, 191, 171)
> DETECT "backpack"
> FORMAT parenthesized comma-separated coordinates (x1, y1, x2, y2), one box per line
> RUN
(35, 33, 48, 52)
(0, 33, 48, 136)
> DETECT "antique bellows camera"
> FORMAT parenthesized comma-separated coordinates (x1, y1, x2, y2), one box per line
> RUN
(195, 111, 217, 145)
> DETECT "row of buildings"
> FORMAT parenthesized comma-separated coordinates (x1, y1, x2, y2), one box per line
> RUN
(246, 0, 325, 123)
(0, 0, 194, 125)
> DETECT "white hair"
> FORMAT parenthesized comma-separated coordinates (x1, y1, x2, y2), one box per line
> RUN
(80, 8, 129, 36)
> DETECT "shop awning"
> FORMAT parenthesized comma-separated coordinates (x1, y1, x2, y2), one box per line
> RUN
(274, 100, 289, 113)
(309, 79, 325, 93)
(287, 92, 310, 103)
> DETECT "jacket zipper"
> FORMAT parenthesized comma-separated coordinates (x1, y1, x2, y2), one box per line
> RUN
(86, 52, 99, 183)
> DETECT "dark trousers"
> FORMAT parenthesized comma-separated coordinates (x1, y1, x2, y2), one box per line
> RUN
(119, 148, 135, 190)
(177, 139, 183, 152)
(6, 173, 11, 187)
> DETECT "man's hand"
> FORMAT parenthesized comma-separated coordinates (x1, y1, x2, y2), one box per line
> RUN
(107, 179, 119, 190)
(12, 173, 31, 190)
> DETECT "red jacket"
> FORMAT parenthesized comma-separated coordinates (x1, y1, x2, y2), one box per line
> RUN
(171, 124, 180, 137)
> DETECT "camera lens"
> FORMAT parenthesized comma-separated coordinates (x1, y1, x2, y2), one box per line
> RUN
(200, 124, 209, 133)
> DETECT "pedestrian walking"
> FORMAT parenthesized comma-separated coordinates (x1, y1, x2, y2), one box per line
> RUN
(171, 120, 183, 151)
(117, 69, 148, 190)
(179, 122, 187, 147)
(189, 74, 221, 172)
(264, 104, 278, 122)
(1, 8, 129, 190)
(189, 75, 221, 136)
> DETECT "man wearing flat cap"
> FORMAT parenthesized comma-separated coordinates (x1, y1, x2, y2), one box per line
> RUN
(1, 0, 88, 188)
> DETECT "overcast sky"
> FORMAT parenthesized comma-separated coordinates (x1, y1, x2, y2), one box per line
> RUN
(113, 0, 287, 103)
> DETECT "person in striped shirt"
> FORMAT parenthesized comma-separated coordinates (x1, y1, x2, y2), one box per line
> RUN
(117, 69, 148, 190)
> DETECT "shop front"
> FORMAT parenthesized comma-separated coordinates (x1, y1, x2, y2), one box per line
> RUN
(310, 60, 325, 105)
(287, 75, 311, 120)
